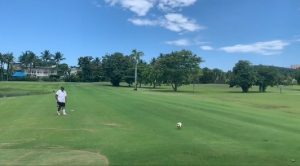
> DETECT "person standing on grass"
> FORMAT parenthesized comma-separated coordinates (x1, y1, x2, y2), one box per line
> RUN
(55, 86, 67, 115)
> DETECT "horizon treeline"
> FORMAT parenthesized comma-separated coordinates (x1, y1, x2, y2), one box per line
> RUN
(1, 49, 300, 92)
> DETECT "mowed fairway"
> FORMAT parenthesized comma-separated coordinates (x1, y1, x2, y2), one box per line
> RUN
(0, 82, 300, 166)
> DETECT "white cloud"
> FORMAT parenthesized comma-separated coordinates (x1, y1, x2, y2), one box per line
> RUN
(128, 18, 158, 26)
(165, 39, 191, 46)
(161, 13, 203, 32)
(220, 40, 289, 55)
(105, 0, 155, 16)
(158, 0, 197, 11)
(105, 0, 198, 15)
(128, 13, 203, 33)
(165, 38, 214, 49)
(200, 45, 213, 51)
(104, 0, 203, 33)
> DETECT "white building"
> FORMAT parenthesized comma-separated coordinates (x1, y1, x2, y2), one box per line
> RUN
(70, 66, 81, 75)
(25, 67, 57, 77)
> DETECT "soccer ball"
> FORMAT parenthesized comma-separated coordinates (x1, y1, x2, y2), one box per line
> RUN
(176, 122, 182, 129)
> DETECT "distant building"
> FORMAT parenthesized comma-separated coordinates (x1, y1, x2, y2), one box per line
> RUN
(25, 67, 57, 77)
(12, 63, 57, 78)
(70, 66, 81, 75)
(291, 64, 300, 69)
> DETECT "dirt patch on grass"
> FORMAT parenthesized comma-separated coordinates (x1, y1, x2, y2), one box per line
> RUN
(0, 148, 109, 166)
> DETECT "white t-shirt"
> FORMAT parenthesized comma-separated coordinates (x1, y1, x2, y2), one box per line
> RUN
(56, 90, 67, 103)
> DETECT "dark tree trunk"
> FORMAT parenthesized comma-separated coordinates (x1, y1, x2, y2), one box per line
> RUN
(111, 79, 120, 86)
(241, 86, 249, 93)
(259, 84, 267, 93)
(0, 63, 3, 81)
(6, 63, 9, 81)
(172, 83, 178, 92)
(259, 85, 263, 92)
(153, 81, 156, 88)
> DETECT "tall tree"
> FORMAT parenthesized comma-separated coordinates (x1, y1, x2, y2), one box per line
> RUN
(199, 67, 214, 83)
(41, 50, 53, 66)
(102, 52, 130, 86)
(156, 50, 202, 91)
(137, 60, 148, 87)
(131, 49, 144, 90)
(0, 53, 4, 81)
(199, 68, 226, 84)
(296, 69, 300, 85)
(148, 58, 163, 88)
(54, 52, 65, 72)
(123, 56, 135, 86)
(3, 53, 14, 80)
(19, 51, 30, 68)
(91, 57, 103, 81)
(57, 63, 69, 77)
(255, 65, 278, 92)
(19, 51, 37, 76)
(229, 60, 256, 93)
(78, 56, 94, 81)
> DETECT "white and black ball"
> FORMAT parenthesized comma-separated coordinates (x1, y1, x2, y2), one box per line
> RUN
(176, 122, 182, 129)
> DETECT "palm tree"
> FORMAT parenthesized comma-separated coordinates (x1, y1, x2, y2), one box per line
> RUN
(54, 52, 65, 73)
(3, 53, 14, 81)
(19, 51, 36, 76)
(131, 49, 144, 90)
(41, 50, 52, 66)
(27, 51, 37, 76)
(0, 53, 4, 81)
(19, 51, 30, 68)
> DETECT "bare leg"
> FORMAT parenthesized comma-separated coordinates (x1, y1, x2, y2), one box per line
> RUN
(57, 104, 62, 115)
(62, 106, 67, 115)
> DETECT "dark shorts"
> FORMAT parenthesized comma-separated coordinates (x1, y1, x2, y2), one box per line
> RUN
(57, 102, 65, 107)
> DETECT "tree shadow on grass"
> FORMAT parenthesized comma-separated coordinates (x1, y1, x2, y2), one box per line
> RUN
(101, 84, 134, 89)
(227, 91, 261, 94)
(0, 90, 52, 98)
(226, 90, 279, 94)
(144, 88, 201, 94)
(286, 88, 300, 91)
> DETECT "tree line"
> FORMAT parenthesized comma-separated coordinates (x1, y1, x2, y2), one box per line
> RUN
(75, 51, 300, 92)
(75, 49, 202, 91)
(1, 49, 300, 92)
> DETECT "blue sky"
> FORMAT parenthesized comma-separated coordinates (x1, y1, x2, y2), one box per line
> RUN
(0, 0, 299, 71)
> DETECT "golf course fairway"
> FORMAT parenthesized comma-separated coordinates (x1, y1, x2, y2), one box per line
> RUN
(0, 82, 299, 166)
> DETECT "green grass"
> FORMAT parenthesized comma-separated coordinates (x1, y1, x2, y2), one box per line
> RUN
(0, 82, 300, 165)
